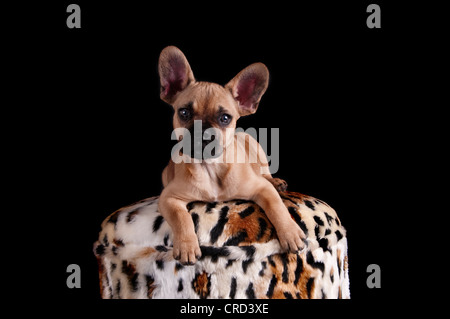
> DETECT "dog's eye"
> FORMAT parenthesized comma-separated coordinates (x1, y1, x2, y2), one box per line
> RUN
(219, 113, 232, 125)
(178, 108, 192, 121)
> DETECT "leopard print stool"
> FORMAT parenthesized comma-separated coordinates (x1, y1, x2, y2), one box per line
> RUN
(94, 191, 350, 299)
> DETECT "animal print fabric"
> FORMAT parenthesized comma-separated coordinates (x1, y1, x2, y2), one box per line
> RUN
(94, 191, 350, 299)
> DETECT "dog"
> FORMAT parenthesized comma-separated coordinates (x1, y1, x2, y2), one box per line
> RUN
(158, 46, 305, 265)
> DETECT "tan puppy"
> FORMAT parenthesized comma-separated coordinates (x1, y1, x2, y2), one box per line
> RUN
(158, 46, 305, 265)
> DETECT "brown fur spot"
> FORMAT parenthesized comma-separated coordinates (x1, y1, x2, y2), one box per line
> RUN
(126, 209, 140, 223)
(138, 247, 156, 258)
(192, 272, 211, 299)
(113, 238, 124, 247)
(337, 249, 342, 274)
(282, 191, 308, 203)
(254, 279, 270, 299)
(102, 209, 121, 228)
(121, 260, 139, 292)
(224, 203, 275, 244)
(295, 255, 316, 299)
(344, 255, 348, 273)
(263, 253, 317, 299)
(147, 275, 156, 298)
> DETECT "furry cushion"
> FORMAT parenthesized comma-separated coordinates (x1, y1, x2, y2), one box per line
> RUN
(94, 191, 350, 299)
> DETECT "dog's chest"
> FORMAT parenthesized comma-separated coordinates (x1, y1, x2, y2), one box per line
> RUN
(190, 164, 228, 202)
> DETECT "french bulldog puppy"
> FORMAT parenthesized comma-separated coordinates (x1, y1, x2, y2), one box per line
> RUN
(158, 46, 305, 265)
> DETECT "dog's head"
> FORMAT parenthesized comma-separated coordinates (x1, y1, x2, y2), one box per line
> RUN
(158, 46, 269, 160)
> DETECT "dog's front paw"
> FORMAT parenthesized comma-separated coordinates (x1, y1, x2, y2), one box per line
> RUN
(276, 221, 306, 253)
(173, 236, 202, 265)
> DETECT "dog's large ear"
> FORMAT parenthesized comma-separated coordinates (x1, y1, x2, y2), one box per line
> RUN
(225, 63, 269, 116)
(158, 46, 195, 104)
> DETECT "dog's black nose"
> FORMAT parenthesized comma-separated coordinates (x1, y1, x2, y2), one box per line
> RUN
(186, 122, 221, 160)
(202, 130, 215, 146)
(190, 124, 213, 146)
(203, 128, 212, 140)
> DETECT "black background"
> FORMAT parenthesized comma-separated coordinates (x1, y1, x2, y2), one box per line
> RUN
(10, 0, 419, 315)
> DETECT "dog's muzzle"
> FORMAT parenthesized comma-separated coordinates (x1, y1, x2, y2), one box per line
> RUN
(174, 121, 221, 160)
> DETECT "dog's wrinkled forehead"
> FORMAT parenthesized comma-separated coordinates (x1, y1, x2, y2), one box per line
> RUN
(174, 82, 237, 117)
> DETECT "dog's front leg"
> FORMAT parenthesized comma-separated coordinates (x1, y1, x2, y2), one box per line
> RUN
(158, 189, 201, 265)
(251, 179, 306, 252)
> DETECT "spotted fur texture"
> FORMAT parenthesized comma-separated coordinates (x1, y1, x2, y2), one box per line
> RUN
(94, 191, 350, 299)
